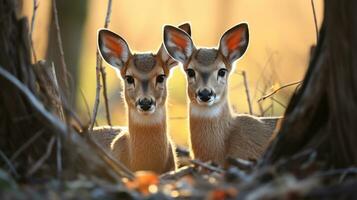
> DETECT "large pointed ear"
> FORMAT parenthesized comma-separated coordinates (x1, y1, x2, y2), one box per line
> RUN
(97, 29, 131, 70)
(219, 23, 249, 64)
(158, 23, 192, 71)
(178, 22, 191, 36)
(157, 44, 178, 71)
(163, 25, 195, 64)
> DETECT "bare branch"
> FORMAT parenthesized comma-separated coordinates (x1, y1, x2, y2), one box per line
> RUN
(91, 54, 102, 130)
(91, 0, 113, 130)
(258, 81, 302, 102)
(56, 135, 62, 177)
(311, 0, 319, 43)
(27, 137, 56, 177)
(270, 96, 287, 108)
(241, 70, 253, 115)
(11, 129, 45, 161)
(86, 135, 135, 179)
(100, 67, 112, 126)
(30, 0, 39, 62)
(0, 150, 19, 178)
(253, 51, 277, 101)
(52, 0, 69, 97)
(80, 88, 95, 124)
(190, 159, 225, 173)
(104, 0, 113, 28)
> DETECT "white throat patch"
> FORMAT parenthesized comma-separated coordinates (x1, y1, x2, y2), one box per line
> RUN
(190, 103, 224, 118)
(129, 107, 165, 125)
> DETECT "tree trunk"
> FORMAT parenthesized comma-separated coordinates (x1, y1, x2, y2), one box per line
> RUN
(0, 0, 127, 181)
(0, 0, 50, 176)
(262, 0, 357, 168)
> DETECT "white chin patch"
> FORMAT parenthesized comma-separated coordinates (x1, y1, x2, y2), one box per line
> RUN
(190, 102, 223, 118)
(136, 105, 155, 115)
(196, 98, 215, 106)
(130, 108, 164, 125)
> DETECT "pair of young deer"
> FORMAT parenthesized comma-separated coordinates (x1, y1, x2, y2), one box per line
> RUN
(92, 23, 278, 174)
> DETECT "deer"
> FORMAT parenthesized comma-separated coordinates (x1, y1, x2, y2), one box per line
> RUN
(163, 22, 280, 165)
(91, 23, 191, 173)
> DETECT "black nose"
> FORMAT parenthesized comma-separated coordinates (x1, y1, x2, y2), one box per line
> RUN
(197, 89, 213, 102)
(138, 98, 154, 111)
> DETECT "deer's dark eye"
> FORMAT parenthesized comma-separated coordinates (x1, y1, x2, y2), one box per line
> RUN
(218, 68, 227, 77)
(125, 76, 134, 84)
(186, 69, 196, 78)
(156, 75, 165, 84)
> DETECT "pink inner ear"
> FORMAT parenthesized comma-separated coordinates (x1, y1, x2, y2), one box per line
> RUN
(103, 34, 123, 57)
(226, 28, 244, 52)
(171, 31, 188, 50)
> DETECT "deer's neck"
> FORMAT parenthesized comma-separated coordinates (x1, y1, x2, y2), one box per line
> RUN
(128, 107, 170, 172)
(189, 99, 233, 164)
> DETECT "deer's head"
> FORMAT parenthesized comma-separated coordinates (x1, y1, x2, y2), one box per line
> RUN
(98, 24, 191, 117)
(163, 23, 249, 110)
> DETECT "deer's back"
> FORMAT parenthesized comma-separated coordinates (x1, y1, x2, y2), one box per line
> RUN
(89, 126, 124, 152)
(226, 114, 279, 160)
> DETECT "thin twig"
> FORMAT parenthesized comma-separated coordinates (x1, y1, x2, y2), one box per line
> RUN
(104, 0, 113, 28)
(253, 52, 277, 101)
(30, 0, 39, 62)
(50, 62, 66, 121)
(86, 135, 135, 179)
(11, 129, 45, 161)
(270, 96, 286, 108)
(241, 70, 253, 115)
(52, 0, 71, 141)
(262, 104, 273, 116)
(91, 0, 113, 130)
(190, 160, 225, 173)
(101, 0, 113, 126)
(100, 65, 112, 126)
(27, 137, 56, 177)
(49, 63, 63, 177)
(257, 84, 268, 116)
(311, 0, 319, 43)
(313, 167, 357, 179)
(258, 81, 302, 102)
(91, 55, 102, 130)
(56, 135, 62, 178)
(0, 150, 19, 178)
(52, 0, 69, 98)
(80, 88, 96, 125)
(160, 165, 194, 180)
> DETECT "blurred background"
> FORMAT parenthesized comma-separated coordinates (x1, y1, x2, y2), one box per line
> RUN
(22, 0, 323, 147)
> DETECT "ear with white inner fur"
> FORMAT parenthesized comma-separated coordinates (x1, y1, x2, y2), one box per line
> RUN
(219, 23, 249, 64)
(163, 25, 195, 64)
(97, 29, 131, 71)
(158, 23, 192, 70)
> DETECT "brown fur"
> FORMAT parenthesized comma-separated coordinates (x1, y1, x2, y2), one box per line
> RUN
(110, 108, 176, 173)
(189, 100, 279, 164)
(163, 23, 280, 165)
(88, 112, 176, 173)
(93, 27, 189, 173)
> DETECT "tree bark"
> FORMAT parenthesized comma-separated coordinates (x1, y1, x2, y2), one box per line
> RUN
(262, 0, 357, 168)
(0, 0, 127, 180)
